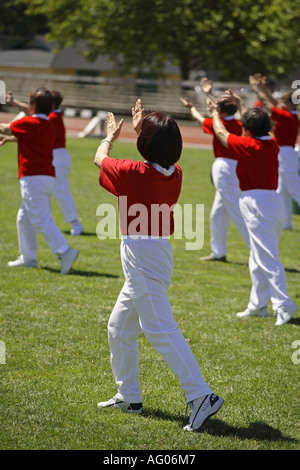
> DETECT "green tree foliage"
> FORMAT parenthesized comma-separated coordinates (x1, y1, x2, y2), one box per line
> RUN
(24, 0, 300, 80)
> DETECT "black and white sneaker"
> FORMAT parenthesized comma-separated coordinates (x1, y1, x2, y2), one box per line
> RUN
(97, 396, 143, 414)
(184, 393, 224, 432)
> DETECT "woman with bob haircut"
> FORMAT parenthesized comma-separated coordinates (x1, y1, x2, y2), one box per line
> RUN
(93, 99, 223, 432)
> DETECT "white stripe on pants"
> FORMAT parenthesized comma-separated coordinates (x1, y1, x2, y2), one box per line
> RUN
(277, 146, 300, 229)
(18, 175, 69, 261)
(108, 237, 212, 403)
(239, 190, 293, 311)
(52, 148, 79, 224)
(210, 158, 250, 257)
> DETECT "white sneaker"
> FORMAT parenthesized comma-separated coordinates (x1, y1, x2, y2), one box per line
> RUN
(8, 256, 37, 268)
(275, 304, 298, 326)
(236, 307, 269, 318)
(70, 221, 83, 236)
(184, 393, 224, 432)
(60, 248, 79, 274)
(97, 396, 143, 414)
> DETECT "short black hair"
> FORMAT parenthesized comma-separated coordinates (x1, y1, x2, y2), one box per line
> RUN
(242, 108, 271, 137)
(29, 87, 54, 115)
(137, 112, 182, 169)
(218, 100, 238, 116)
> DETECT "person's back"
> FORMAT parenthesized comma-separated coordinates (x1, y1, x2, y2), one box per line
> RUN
(94, 101, 224, 432)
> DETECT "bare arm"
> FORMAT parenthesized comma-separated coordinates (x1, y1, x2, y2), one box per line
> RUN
(0, 123, 12, 135)
(0, 134, 17, 146)
(94, 112, 124, 169)
(222, 89, 248, 116)
(6, 91, 30, 115)
(206, 98, 229, 148)
(199, 77, 217, 103)
(249, 74, 276, 113)
(180, 97, 205, 125)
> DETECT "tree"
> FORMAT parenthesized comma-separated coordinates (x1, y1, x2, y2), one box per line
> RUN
(0, 0, 49, 37)
(24, 0, 300, 81)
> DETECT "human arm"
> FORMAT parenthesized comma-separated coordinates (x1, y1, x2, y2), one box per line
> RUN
(0, 122, 12, 135)
(199, 77, 216, 103)
(206, 98, 229, 148)
(94, 112, 124, 169)
(0, 134, 17, 146)
(180, 97, 205, 125)
(249, 74, 277, 112)
(222, 89, 248, 116)
(132, 98, 144, 135)
(6, 91, 30, 115)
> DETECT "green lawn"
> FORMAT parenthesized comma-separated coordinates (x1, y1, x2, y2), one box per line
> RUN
(0, 137, 299, 451)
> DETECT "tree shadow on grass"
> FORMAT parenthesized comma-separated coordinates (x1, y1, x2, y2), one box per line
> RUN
(142, 409, 297, 444)
(41, 266, 119, 278)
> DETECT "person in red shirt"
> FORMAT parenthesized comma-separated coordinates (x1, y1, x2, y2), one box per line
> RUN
(249, 75, 300, 229)
(0, 87, 78, 274)
(6, 89, 83, 236)
(206, 91, 298, 326)
(180, 79, 249, 262)
(94, 99, 223, 432)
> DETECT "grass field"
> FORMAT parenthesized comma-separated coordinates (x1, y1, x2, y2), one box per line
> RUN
(0, 136, 299, 451)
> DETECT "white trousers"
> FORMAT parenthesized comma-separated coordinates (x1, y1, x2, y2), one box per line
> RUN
(239, 190, 293, 311)
(277, 146, 300, 229)
(210, 158, 250, 257)
(17, 176, 69, 261)
(52, 148, 79, 224)
(108, 238, 212, 404)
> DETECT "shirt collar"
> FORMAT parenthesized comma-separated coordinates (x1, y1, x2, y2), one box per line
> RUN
(145, 161, 176, 176)
(223, 115, 236, 121)
(33, 113, 49, 120)
(254, 135, 272, 140)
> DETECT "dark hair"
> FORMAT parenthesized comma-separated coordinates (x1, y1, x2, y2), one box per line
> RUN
(51, 90, 63, 109)
(242, 108, 271, 137)
(137, 112, 182, 169)
(218, 100, 238, 116)
(29, 87, 54, 115)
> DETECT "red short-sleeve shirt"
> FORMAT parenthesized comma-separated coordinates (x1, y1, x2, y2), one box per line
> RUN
(10, 115, 55, 179)
(202, 117, 243, 160)
(100, 158, 182, 236)
(227, 134, 279, 191)
(271, 106, 299, 147)
(48, 110, 66, 149)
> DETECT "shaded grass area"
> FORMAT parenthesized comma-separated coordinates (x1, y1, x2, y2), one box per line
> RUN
(0, 137, 299, 450)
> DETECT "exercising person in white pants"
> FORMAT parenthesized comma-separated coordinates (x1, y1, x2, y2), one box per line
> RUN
(207, 91, 298, 326)
(93, 100, 224, 432)
(180, 79, 250, 262)
(0, 87, 78, 274)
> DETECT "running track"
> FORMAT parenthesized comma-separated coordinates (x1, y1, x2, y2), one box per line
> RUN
(0, 111, 213, 148)
(1, 111, 299, 147)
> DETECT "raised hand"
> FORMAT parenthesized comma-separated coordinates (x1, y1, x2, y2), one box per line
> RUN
(222, 89, 241, 107)
(200, 78, 213, 95)
(132, 99, 144, 135)
(106, 112, 124, 142)
(206, 97, 218, 115)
